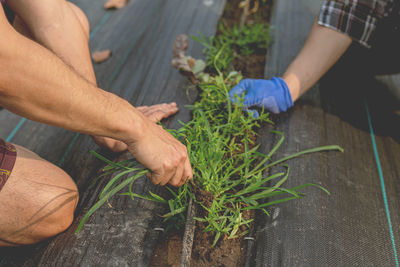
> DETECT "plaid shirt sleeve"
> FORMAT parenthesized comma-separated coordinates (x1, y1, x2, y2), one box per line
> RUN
(318, 0, 392, 48)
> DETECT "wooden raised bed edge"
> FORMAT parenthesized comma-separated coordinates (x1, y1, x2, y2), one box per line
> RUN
(180, 199, 196, 266)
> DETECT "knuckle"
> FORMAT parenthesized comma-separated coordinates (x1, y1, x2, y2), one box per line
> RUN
(172, 158, 181, 167)
(170, 180, 179, 187)
(176, 154, 184, 163)
(162, 161, 173, 170)
(151, 177, 160, 185)
(178, 145, 188, 156)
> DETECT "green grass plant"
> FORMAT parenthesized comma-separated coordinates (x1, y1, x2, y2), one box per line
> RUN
(192, 22, 270, 72)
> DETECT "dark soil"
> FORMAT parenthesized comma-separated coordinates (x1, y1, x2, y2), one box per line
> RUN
(190, 188, 255, 267)
(219, 0, 272, 78)
(192, 185, 214, 212)
(218, 0, 272, 29)
(150, 1, 272, 266)
(234, 53, 267, 78)
(150, 233, 183, 267)
(191, 225, 246, 267)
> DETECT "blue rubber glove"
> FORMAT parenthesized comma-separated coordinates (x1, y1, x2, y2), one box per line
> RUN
(229, 77, 294, 116)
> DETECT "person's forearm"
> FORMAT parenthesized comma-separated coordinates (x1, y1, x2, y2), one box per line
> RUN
(0, 24, 146, 144)
(282, 19, 352, 102)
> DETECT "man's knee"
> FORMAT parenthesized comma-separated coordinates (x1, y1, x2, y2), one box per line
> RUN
(8, 0, 90, 39)
(31, 182, 79, 243)
(0, 145, 79, 246)
(0, 181, 79, 246)
(0, 186, 79, 246)
(68, 2, 90, 38)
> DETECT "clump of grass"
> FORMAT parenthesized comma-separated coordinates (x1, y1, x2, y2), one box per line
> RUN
(77, 23, 343, 247)
(160, 55, 340, 246)
(193, 22, 270, 72)
(76, 63, 342, 245)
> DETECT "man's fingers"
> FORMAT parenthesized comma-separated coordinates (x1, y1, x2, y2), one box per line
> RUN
(169, 161, 185, 187)
(129, 116, 191, 188)
(136, 106, 148, 112)
(148, 170, 168, 186)
(148, 112, 178, 123)
(147, 172, 160, 185)
(159, 166, 176, 186)
(137, 103, 179, 123)
(145, 108, 178, 123)
(92, 136, 128, 152)
(180, 157, 193, 187)
(140, 103, 177, 112)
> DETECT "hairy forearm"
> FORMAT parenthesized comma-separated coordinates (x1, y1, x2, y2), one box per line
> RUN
(282, 19, 352, 101)
(0, 26, 145, 143)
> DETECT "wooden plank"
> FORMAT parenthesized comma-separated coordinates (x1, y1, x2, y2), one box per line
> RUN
(0, 0, 226, 266)
(247, 0, 400, 266)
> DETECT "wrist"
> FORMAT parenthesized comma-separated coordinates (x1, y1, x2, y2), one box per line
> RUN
(281, 74, 300, 102)
(107, 95, 149, 145)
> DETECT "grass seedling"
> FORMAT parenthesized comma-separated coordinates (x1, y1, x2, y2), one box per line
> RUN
(76, 151, 149, 233)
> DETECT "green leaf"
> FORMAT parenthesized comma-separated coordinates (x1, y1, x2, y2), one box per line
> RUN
(243, 196, 301, 211)
(121, 191, 167, 203)
(162, 206, 187, 218)
(76, 170, 147, 234)
(235, 172, 285, 196)
(100, 169, 135, 199)
(265, 145, 344, 170)
(192, 59, 206, 75)
(90, 150, 133, 170)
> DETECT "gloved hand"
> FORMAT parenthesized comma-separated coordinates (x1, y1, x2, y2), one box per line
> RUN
(229, 77, 294, 116)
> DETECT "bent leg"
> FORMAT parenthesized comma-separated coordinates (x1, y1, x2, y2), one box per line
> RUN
(8, 0, 95, 82)
(0, 144, 78, 246)
(8, 0, 128, 152)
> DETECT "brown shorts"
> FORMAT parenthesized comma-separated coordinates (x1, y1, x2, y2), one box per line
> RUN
(0, 139, 17, 192)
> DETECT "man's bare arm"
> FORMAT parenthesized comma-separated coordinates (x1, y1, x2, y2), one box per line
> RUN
(0, 7, 192, 186)
(282, 19, 352, 101)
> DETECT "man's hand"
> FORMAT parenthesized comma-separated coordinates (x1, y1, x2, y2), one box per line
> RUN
(92, 102, 179, 153)
(229, 77, 293, 115)
(127, 116, 193, 187)
(136, 102, 179, 123)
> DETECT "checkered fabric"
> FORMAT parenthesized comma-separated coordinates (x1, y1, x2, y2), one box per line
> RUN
(318, 0, 396, 48)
